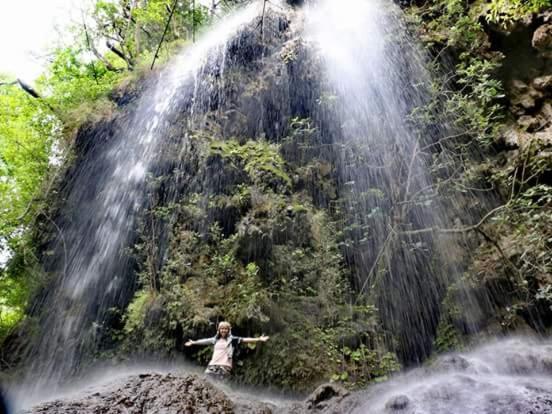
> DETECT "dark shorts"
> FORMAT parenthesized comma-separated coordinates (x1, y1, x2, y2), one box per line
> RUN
(205, 365, 232, 379)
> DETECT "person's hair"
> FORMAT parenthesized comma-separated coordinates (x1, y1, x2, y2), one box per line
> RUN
(218, 321, 231, 331)
(215, 321, 232, 339)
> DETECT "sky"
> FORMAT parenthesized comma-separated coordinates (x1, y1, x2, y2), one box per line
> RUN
(0, 0, 92, 83)
(0, 0, 216, 83)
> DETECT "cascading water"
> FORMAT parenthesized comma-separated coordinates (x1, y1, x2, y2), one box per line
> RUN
(304, 0, 483, 363)
(349, 337, 552, 413)
(14, 2, 263, 396)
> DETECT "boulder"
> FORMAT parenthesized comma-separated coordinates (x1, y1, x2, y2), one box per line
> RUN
(433, 355, 472, 372)
(533, 75, 552, 93)
(26, 373, 274, 414)
(532, 24, 552, 52)
(306, 383, 350, 410)
(385, 395, 411, 411)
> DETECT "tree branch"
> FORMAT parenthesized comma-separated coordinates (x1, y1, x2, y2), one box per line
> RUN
(83, 21, 120, 72)
(2, 79, 40, 99)
(106, 41, 134, 69)
(356, 226, 396, 299)
(16, 79, 41, 99)
(260, 0, 268, 35)
(151, 0, 179, 70)
(399, 204, 508, 236)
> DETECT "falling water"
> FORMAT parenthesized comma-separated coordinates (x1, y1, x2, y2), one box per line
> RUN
(305, 0, 480, 363)
(15, 1, 263, 395)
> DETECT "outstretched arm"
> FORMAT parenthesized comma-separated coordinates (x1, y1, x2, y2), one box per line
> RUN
(241, 335, 269, 344)
(184, 337, 214, 346)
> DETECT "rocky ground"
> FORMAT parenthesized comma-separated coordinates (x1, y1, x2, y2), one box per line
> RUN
(25, 373, 276, 414)
(22, 373, 356, 414)
(23, 373, 352, 414)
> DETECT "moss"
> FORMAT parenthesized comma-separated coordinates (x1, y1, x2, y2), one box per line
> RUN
(210, 139, 292, 190)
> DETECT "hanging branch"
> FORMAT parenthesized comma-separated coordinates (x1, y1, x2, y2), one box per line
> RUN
(0, 80, 17, 87)
(398, 204, 509, 236)
(16, 79, 41, 99)
(106, 40, 134, 69)
(1, 79, 58, 114)
(2, 79, 43, 100)
(151, 0, 179, 70)
(83, 21, 120, 73)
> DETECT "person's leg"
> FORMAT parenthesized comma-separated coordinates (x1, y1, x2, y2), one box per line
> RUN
(204, 365, 231, 380)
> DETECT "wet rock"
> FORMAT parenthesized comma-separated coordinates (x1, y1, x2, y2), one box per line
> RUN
(385, 395, 410, 411)
(237, 217, 273, 262)
(535, 127, 552, 146)
(499, 126, 530, 149)
(533, 75, 552, 92)
(433, 355, 471, 372)
(509, 80, 543, 114)
(517, 115, 541, 131)
(540, 102, 552, 120)
(26, 373, 271, 414)
(533, 24, 552, 52)
(306, 383, 350, 410)
(510, 79, 530, 95)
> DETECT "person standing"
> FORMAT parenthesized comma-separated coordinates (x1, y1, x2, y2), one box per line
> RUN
(185, 321, 269, 378)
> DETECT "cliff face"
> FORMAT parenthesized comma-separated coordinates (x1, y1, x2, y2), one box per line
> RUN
(114, 2, 552, 389)
(404, 2, 552, 347)
(113, 12, 400, 390)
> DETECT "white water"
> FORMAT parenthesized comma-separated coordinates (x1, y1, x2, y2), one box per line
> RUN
(304, 0, 481, 362)
(353, 337, 552, 413)
(8, 1, 551, 413)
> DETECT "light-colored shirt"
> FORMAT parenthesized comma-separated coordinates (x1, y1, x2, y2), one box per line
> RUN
(208, 338, 233, 367)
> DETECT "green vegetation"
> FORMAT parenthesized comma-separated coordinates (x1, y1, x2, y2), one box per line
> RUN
(0, 76, 61, 340)
(409, 0, 552, 342)
(210, 139, 292, 189)
(485, 0, 550, 27)
(118, 122, 400, 389)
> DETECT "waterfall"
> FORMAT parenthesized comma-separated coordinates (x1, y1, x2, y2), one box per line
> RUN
(15, 1, 263, 397)
(7, 0, 548, 411)
(304, 0, 483, 363)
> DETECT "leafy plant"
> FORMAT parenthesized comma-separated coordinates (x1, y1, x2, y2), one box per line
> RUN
(486, 0, 551, 28)
(210, 139, 292, 189)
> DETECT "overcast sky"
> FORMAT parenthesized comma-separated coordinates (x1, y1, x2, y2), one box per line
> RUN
(0, 0, 93, 82)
